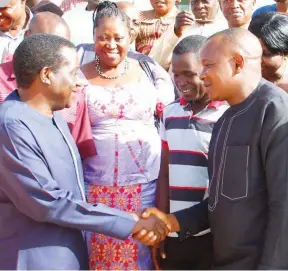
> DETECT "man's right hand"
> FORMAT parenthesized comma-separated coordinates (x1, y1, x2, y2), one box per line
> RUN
(174, 11, 195, 38)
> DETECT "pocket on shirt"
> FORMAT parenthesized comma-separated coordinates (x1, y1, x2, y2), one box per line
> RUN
(221, 145, 249, 200)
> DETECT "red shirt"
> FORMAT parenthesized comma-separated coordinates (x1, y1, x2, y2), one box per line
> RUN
(0, 60, 96, 159)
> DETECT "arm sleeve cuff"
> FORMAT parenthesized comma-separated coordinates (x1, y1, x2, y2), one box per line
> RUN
(173, 199, 209, 241)
(90, 203, 137, 240)
(109, 215, 137, 240)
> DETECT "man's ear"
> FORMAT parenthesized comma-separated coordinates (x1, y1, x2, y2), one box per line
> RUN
(39, 67, 52, 85)
(234, 53, 244, 74)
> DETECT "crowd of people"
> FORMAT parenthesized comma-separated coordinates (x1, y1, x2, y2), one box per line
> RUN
(1, 0, 288, 270)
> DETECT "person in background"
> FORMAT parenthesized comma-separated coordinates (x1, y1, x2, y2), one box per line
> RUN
(149, 0, 227, 71)
(220, 0, 255, 29)
(0, 0, 33, 63)
(140, 27, 288, 270)
(0, 33, 168, 270)
(26, 0, 63, 16)
(79, 1, 174, 269)
(136, 0, 178, 55)
(253, 0, 288, 18)
(155, 35, 228, 270)
(249, 12, 288, 92)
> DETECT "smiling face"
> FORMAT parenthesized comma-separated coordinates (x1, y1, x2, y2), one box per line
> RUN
(191, 0, 219, 21)
(172, 51, 207, 102)
(0, 0, 25, 32)
(200, 38, 237, 102)
(47, 47, 80, 110)
(220, 0, 255, 28)
(94, 16, 130, 69)
(150, 0, 175, 16)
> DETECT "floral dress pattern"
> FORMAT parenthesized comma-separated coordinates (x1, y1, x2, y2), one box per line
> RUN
(83, 72, 163, 270)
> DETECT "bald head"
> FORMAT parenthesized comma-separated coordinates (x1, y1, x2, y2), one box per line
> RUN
(27, 12, 70, 40)
(200, 28, 262, 105)
(207, 27, 262, 58)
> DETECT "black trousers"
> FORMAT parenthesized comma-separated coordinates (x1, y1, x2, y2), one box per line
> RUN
(161, 233, 213, 270)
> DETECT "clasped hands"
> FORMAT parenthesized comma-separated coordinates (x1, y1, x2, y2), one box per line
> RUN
(131, 207, 180, 246)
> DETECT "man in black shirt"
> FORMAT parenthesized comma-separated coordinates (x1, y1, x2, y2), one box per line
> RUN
(138, 28, 288, 269)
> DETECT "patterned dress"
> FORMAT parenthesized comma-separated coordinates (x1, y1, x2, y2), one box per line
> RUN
(82, 71, 167, 270)
(136, 7, 178, 55)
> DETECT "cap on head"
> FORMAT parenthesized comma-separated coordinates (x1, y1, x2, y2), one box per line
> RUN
(0, 0, 12, 8)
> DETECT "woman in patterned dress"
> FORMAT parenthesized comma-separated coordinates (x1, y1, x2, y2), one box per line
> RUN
(79, 1, 175, 270)
(136, 0, 179, 55)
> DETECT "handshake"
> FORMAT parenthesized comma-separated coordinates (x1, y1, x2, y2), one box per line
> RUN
(131, 207, 180, 246)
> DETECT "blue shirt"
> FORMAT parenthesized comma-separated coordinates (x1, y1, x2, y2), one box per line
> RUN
(0, 91, 136, 269)
(252, 4, 277, 18)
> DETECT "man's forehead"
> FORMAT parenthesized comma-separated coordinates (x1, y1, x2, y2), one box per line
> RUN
(172, 52, 202, 69)
(0, 0, 13, 8)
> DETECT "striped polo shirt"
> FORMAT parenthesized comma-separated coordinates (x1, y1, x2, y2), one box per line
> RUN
(160, 97, 228, 220)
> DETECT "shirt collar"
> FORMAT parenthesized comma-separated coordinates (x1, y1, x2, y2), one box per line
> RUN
(179, 96, 225, 109)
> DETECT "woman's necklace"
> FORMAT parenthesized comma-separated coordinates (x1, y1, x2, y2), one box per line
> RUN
(95, 55, 130, 80)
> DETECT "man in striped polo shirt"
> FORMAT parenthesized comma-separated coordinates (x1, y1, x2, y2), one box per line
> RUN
(154, 35, 228, 270)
